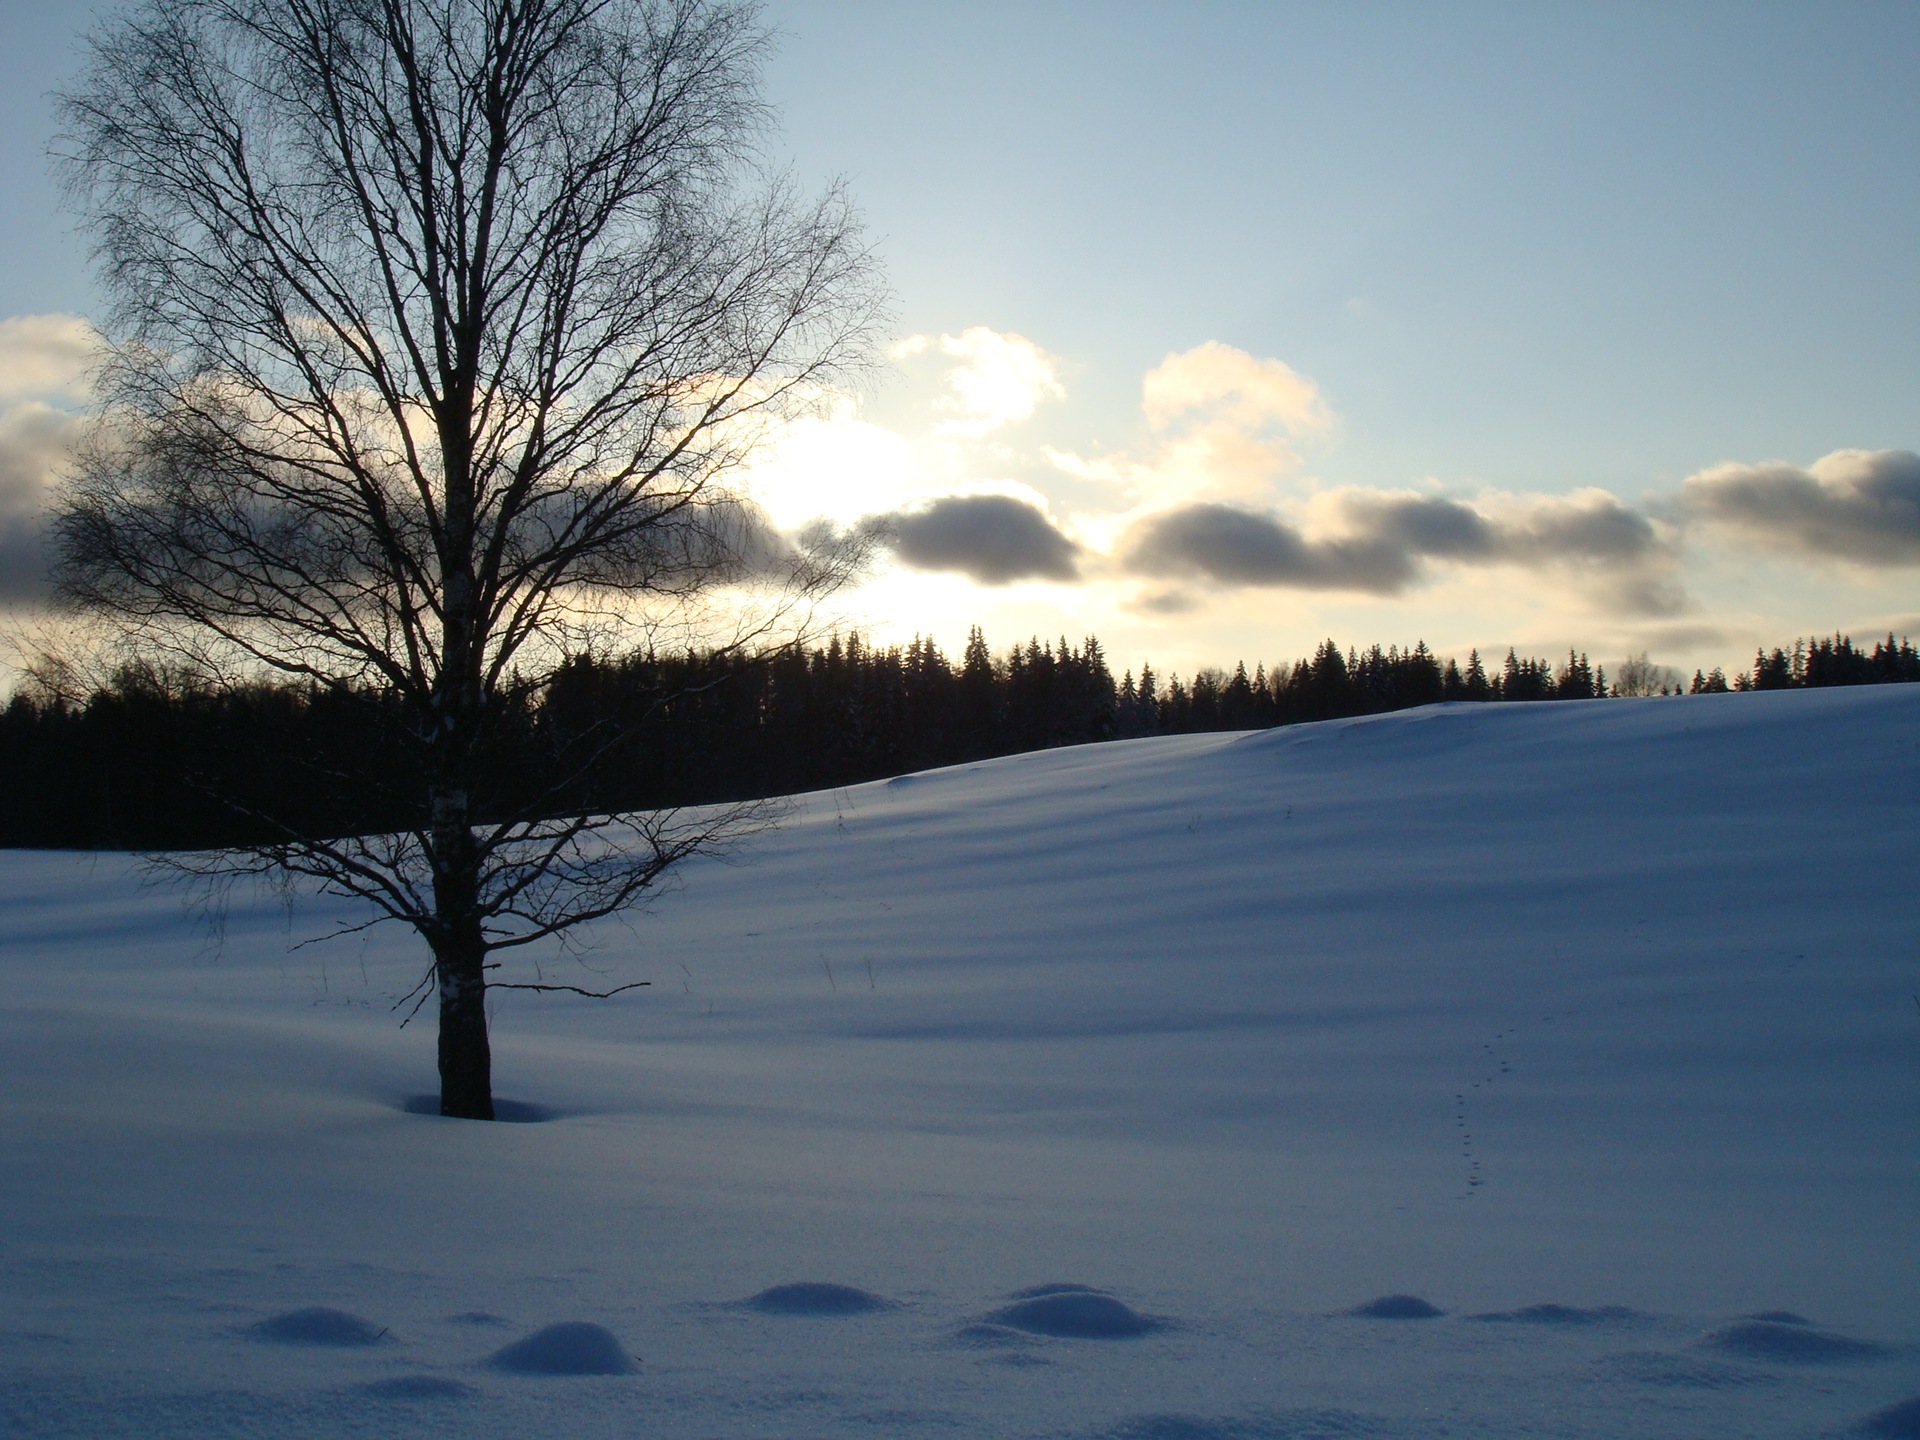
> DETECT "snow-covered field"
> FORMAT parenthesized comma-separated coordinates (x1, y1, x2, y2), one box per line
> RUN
(2, 687, 1916, 1440)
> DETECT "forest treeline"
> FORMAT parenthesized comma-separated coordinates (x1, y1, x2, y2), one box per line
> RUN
(3, 628, 1916, 850)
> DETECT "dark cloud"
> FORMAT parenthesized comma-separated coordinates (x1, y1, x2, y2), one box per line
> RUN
(1344, 494, 1496, 558)
(1681, 449, 1920, 564)
(1591, 570, 1685, 619)
(1128, 588, 1200, 616)
(1502, 497, 1659, 561)
(0, 402, 75, 604)
(0, 513, 45, 602)
(1123, 503, 1413, 592)
(1120, 490, 1673, 610)
(879, 493, 1079, 584)
(1338, 490, 1659, 565)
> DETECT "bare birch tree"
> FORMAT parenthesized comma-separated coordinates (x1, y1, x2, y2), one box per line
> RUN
(51, 0, 882, 1118)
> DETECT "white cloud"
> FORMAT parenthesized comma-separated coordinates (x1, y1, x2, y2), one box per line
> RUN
(1050, 342, 1337, 510)
(1140, 341, 1332, 439)
(892, 326, 1065, 436)
(0, 402, 77, 514)
(0, 314, 97, 404)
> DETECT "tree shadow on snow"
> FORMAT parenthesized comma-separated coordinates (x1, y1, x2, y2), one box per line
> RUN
(400, 1094, 565, 1123)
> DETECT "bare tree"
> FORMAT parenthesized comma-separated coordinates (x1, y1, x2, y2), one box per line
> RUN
(1612, 652, 1683, 698)
(50, 0, 882, 1118)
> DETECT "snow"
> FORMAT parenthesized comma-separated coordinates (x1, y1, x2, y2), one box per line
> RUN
(0, 686, 1916, 1438)
(1350, 1296, 1446, 1321)
(484, 1321, 637, 1375)
(987, 1288, 1165, 1338)
(741, 1282, 896, 1316)
(248, 1308, 390, 1347)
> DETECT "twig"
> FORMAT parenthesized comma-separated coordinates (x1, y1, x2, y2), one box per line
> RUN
(391, 966, 437, 1027)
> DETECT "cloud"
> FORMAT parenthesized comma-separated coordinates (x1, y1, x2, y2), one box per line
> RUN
(878, 492, 1080, 585)
(1051, 342, 1336, 508)
(0, 401, 86, 603)
(739, 330, 1717, 627)
(1039, 339, 1681, 618)
(1681, 448, 1920, 564)
(1128, 589, 1200, 616)
(1330, 493, 1496, 559)
(1497, 491, 1662, 562)
(892, 327, 1064, 436)
(735, 397, 923, 530)
(1336, 488, 1664, 565)
(1119, 487, 1680, 614)
(0, 316, 99, 604)
(1141, 341, 1332, 439)
(1123, 503, 1413, 592)
(0, 314, 96, 403)
(0, 515, 43, 603)
(1628, 621, 1738, 653)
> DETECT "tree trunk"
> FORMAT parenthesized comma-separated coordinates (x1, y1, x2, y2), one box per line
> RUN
(435, 917, 493, 1119)
(432, 782, 493, 1120)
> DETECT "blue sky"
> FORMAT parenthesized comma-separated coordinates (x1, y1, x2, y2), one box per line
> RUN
(766, 3, 1917, 472)
(2, 1, 1916, 679)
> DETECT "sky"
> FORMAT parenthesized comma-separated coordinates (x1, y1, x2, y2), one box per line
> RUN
(1, 1, 1916, 682)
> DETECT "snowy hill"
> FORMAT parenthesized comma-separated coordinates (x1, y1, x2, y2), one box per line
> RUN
(2, 687, 1917, 1439)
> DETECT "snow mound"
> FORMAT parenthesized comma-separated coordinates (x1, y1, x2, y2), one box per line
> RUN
(1468, 1303, 1645, 1326)
(485, 1321, 636, 1375)
(248, 1307, 389, 1346)
(1855, 1397, 1920, 1438)
(356, 1375, 476, 1400)
(1698, 1320, 1886, 1364)
(740, 1281, 892, 1316)
(1349, 1294, 1443, 1320)
(989, 1290, 1164, 1339)
(1010, 1281, 1107, 1300)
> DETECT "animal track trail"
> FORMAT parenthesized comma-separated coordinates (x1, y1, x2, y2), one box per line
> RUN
(1454, 1023, 1525, 1199)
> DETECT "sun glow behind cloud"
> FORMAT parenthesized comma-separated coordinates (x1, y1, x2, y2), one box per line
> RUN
(890, 327, 1065, 436)
(728, 326, 1920, 678)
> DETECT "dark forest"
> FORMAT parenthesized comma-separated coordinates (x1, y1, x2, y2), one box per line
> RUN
(3, 629, 1915, 851)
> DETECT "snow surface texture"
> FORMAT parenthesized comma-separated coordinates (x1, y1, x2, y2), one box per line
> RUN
(1, 687, 1916, 1438)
